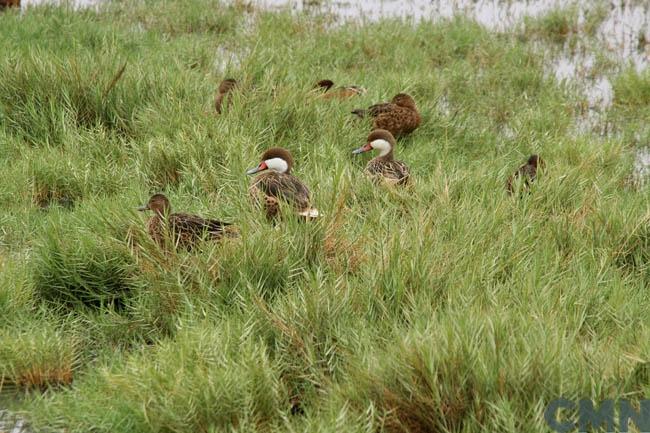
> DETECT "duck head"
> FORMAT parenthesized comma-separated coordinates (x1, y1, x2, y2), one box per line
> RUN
(391, 93, 417, 110)
(314, 79, 335, 92)
(352, 129, 396, 158)
(218, 78, 237, 94)
(138, 193, 171, 216)
(246, 147, 294, 175)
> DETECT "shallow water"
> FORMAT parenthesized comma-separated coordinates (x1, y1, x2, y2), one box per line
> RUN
(255, 0, 649, 67)
(0, 411, 30, 433)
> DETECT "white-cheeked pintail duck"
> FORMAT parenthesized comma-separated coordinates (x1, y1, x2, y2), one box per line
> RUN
(246, 147, 319, 221)
(352, 129, 411, 186)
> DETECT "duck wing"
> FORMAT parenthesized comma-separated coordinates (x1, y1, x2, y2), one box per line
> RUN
(367, 158, 411, 185)
(351, 101, 393, 118)
(367, 102, 396, 117)
(372, 106, 420, 137)
(251, 172, 312, 211)
(170, 213, 231, 238)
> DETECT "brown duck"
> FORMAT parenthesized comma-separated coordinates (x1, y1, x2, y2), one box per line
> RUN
(138, 194, 235, 249)
(314, 79, 365, 100)
(506, 155, 545, 194)
(246, 147, 319, 221)
(352, 93, 421, 138)
(352, 129, 411, 186)
(215, 78, 237, 114)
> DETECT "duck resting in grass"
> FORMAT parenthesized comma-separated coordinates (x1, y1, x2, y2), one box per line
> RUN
(506, 154, 545, 195)
(246, 147, 320, 221)
(138, 194, 235, 249)
(313, 79, 365, 100)
(352, 92, 421, 138)
(215, 78, 238, 114)
(352, 129, 411, 186)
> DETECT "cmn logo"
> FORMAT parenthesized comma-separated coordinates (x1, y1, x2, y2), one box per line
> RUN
(545, 399, 650, 432)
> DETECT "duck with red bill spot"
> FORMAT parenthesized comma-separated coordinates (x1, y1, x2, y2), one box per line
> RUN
(352, 129, 411, 186)
(246, 147, 320, 221)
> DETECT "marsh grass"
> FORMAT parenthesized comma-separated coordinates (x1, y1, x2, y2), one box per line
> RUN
(523, 8, 578, 45)
(0, 322, 79, 390)
(0, 1, 649, 432)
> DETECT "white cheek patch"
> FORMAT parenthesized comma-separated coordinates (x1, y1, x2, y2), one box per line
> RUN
(265, 158, 289, 173)
(371, 139, 391, 157)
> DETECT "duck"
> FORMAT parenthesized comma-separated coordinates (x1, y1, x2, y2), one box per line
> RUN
(138, 194, 235, 249)
(352, 129, 411, 186)
(215, 78, 238, 114)
(314, 79, 365, 100)
(351, 93, 421, 138)
(246, 147, 319, 221)
(506, 154, 545, 195)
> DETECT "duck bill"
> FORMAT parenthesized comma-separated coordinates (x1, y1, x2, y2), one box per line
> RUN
(137, 205, 149, 211)
(352, 143, 373, 154)
(246, 161, 268, 175)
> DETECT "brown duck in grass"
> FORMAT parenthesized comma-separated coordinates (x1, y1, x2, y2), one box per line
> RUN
(246, 147, 319, 221)
(138, 194, 235, 249)
(352, 93, 421, 138)
(506, 155, 545, 195)
(314, 79, 365, 100)
(215, 78, 238, 114)
(352, 129, 411, 186)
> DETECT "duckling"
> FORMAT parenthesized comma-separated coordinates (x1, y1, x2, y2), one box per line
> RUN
(246, 147, 319, 221)
(506, 154, 545, 195)
(314, 79, 365, 100)
(138, 194, 234, 249)
(352, 93, 421, 138)
(215, 78, 238, 114)
(352, 129, 411, 186)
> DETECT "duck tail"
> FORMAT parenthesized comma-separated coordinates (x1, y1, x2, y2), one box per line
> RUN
(298, 208, 320, 219)
(207, 219, 238, 236)
(351, 109, 366, 118)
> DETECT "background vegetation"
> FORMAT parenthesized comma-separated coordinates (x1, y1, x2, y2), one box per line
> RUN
(0, 0, 648, 431)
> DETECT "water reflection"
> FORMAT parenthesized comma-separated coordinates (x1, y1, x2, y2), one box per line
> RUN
(0, 410, 31, 433)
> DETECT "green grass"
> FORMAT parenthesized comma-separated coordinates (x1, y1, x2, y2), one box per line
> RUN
(0, 1, 649, 432)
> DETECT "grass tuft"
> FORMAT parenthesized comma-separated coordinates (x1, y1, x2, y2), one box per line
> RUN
(31, 219, 139, 309)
